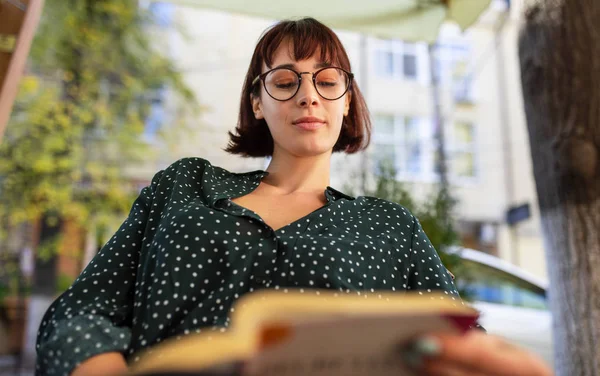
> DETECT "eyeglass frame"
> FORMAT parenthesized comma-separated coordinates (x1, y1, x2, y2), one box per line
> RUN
(251, 66, 354, 102)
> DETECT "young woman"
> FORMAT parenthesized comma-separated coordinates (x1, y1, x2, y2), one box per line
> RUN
(36, 18, 552, 376)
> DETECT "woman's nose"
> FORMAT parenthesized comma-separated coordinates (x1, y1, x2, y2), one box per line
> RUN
(295, 77, 320, 107)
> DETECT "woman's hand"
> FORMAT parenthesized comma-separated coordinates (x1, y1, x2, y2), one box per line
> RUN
(404, 331, 553, 376)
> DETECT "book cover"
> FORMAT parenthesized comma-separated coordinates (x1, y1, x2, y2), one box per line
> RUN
(129, 290, 478, 376)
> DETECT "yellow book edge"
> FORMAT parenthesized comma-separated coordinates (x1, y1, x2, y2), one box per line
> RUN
(128, 289, 477, 375)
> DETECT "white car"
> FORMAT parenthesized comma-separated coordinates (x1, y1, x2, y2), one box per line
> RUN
(451, 248, 553, 367)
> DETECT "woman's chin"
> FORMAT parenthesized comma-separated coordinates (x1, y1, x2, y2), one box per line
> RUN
(288, 144, 334, 158)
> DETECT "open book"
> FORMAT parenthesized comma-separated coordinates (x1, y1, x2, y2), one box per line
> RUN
(129, 290, 478, 376)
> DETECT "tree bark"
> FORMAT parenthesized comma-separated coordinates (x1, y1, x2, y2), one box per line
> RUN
(519, 1, 600, 375)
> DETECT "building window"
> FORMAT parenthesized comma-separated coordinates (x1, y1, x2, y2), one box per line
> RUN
(402, 53, 418, 79)
(373, 115, 477, 182)
(375, 40, 422, 81)
(372, 114, 395, 174)
(449, 121, 477, 178)
(436, 42, 474, 103)
(377, 47, 395, 77)
(372, 114, 435, 178)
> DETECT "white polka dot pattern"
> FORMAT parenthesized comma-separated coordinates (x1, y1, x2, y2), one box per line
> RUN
(35, 157, 461, 375)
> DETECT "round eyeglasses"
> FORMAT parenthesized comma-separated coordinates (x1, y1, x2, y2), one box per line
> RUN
(252, 66, 354, 101)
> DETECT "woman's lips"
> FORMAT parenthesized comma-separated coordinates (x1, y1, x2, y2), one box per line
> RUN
(294, 121, 326, 131)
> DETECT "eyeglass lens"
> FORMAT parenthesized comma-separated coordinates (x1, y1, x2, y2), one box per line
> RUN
(263, 68, 349, 101)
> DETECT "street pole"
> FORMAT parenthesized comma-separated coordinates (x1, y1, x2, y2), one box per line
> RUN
(428, 43, 450, 191)
(494, 10, 517, 264)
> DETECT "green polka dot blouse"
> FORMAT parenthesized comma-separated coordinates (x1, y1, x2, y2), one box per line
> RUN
(35, 157, 462, 375)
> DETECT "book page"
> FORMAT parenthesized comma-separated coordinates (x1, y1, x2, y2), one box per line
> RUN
(244, 312, 475, 376)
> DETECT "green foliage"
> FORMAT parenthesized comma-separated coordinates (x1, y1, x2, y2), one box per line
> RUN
(0, 252, 29, 302)
(0, 282, 8, 305)
(56, 273, 77, 294)
(36, 234, 64, 262)
(0, 257, 17, 303)
(0, 0, 197, 249)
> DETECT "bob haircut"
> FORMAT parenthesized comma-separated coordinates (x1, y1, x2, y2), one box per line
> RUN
(225, 17, 371, 157)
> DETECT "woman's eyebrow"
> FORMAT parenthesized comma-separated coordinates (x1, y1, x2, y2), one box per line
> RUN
(314, 62, 331, 69)
(271, 62, 332, 71)
(273, 63, 296, 70)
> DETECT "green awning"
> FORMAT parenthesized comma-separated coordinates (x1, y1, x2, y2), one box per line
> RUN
(161, 0, 493, 42)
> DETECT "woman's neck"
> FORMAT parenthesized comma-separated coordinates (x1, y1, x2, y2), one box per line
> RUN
(262, 151, 331, 196)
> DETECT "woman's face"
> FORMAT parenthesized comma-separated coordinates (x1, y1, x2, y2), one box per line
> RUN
(251, 42, 351, 159)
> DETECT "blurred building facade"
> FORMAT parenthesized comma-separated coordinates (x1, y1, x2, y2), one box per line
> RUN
(133, 0, 548, 280)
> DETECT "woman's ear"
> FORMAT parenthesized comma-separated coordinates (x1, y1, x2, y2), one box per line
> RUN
(251, 94, 264, 120)
(343, 91, 352, 116)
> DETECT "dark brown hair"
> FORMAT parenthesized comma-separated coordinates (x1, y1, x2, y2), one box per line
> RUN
(225, 17, 371, 157)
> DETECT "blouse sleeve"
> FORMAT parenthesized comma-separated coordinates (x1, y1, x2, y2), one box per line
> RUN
(405, 215, 461, 300)
(35, 170, 163, 376)
(406, 216, 486, 331)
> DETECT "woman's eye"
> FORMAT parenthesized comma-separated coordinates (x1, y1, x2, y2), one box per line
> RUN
(275, 82, 297, 89)
(317, 81, 337, 87)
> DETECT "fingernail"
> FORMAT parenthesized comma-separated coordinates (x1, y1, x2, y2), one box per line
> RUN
(413, 336, 442, 356)
(401, 336, 442, 369)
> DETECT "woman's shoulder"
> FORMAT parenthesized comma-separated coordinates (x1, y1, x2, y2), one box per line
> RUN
(163, 156, 215, 173)
(150, 156, 220, 179)
(142, 157, 217, 193)
(355, 195, 417, 226)
(158, 157, 263, 176)
(145, 157, 265, 200)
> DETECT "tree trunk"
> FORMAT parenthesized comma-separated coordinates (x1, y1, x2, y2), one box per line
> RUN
(519, 1, 600, 375)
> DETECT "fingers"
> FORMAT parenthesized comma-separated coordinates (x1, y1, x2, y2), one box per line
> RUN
(419, 355, 550, 376)
(435, 331, 552, 376)
(403, 332, 553, 376)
